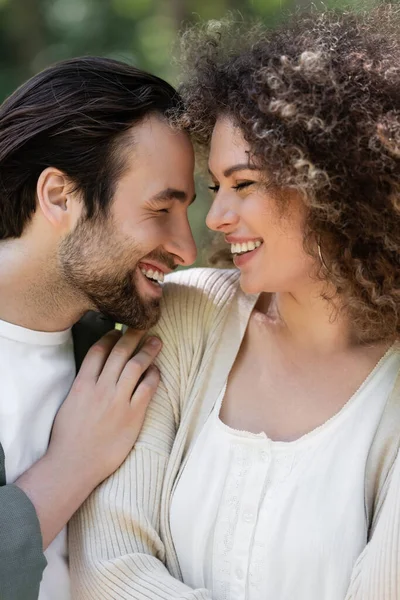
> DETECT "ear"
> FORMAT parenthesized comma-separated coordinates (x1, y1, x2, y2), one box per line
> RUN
(36, 167, 82, 230)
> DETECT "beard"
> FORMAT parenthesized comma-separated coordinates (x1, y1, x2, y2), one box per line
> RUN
(59, 214, 171, 329)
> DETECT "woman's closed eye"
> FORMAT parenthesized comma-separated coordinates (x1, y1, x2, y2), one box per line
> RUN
(232, 181, 255, 191)
(208, 181, 255, 194)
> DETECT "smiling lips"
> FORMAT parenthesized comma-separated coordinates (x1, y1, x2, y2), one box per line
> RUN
(140, 267, 165, 283)
(139, 241, 263, 282)
(230, 240, 262, 255)
(138, 260, 171, 285)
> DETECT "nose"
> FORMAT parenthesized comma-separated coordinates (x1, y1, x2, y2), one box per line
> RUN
(206, 193, 240, 233)
(166, 220, 197, 267)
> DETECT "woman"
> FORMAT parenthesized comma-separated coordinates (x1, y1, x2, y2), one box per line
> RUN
(71, 7, 400, 599)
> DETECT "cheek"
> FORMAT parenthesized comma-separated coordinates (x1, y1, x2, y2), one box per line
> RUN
(121, 217, 167, 250)
(254, 194, 306, 255)
(242, 209, 311, 291)
(243, 195, 280, 238)
(263, 220, 308, 271)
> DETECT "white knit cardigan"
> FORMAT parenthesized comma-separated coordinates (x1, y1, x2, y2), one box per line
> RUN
(69, 268, 400, 600)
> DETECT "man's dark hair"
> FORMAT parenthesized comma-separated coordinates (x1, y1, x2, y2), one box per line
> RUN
(0, 56, 181, 239)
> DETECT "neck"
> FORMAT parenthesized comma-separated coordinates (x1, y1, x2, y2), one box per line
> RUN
(0, 237, 88, 332)
(257, 278, 354, 354)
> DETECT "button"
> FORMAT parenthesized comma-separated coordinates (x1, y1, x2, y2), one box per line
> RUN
(260, 451, 269, 462)
(243, 511, 255, 523)
(236, 568, 244, 580)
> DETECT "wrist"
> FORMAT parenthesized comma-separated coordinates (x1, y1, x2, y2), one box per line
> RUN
(15, 450, 99, 549)
(43, 445, 100, 494)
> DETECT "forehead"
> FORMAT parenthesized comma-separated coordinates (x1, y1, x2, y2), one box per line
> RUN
(209, 116, 250, 172)
(116, 115, 195, 195)
(130, 115, 193, 159)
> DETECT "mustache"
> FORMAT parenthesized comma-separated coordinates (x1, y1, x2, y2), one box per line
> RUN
(142, 249, 178, 271)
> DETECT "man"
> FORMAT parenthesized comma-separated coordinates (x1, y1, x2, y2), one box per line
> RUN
(0, 56, 196, 600)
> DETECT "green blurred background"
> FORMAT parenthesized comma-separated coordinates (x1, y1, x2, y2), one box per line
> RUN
(0, 0, 384, 263)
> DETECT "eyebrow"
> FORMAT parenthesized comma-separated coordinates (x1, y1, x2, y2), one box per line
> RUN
(152, 187, 196, 205)
(208, 163, 259, 179)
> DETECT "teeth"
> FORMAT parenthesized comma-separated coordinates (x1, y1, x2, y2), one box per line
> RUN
(141, 268, 165, 283)
(230, 240, 262, 255)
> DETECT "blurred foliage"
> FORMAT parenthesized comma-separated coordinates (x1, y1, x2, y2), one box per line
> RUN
(0, 0, 387, 262)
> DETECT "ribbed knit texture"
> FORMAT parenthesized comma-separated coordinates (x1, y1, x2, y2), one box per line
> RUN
(345, 449, 400, 600)
(69, 268, 400, 600)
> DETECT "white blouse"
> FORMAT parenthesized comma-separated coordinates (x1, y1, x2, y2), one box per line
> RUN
(170, 345, 400, 600)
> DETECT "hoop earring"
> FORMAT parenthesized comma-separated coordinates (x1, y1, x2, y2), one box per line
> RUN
(317, 239, 328, 271)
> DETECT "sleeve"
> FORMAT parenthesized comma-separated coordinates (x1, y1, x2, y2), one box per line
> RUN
(0, 483, 47, 600)
(69, 430, 212, 599)
(345, 449, 400, 600)
(69, 271, 219, 600)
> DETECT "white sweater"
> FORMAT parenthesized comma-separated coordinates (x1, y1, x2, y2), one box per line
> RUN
(69, 268, 400, 600)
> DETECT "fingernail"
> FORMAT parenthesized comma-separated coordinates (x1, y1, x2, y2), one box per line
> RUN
(148, 337, 161, 348)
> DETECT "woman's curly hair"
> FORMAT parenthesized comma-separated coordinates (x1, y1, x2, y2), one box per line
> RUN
(177, 5, 400, 344)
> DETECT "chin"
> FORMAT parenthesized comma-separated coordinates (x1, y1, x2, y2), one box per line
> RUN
(239, 272, 266, 295)
(113, 303, 161, 330)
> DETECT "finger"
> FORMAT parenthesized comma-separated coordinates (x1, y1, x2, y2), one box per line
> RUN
(100, 329, 160, 385)
(130, 365, 160, 418)
(78, 329, 122, 380)
(98, 329, 147, 383)
(115, 338, 162, 397)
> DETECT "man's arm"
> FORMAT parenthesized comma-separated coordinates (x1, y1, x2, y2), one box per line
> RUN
(0, 484, 46, 600)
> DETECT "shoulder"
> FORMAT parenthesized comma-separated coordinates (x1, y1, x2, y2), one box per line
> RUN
(163, 266, 240, 290)
(150, 267, 240, 358)
(161, 267, 240, 324)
